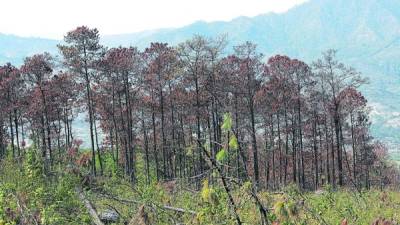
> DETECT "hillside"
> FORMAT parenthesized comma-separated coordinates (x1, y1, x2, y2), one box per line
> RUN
(2, 1, 400, 224)
(1, 155, 400, 224)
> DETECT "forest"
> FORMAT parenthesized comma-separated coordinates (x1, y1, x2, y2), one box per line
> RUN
(0, 26, 400, 225)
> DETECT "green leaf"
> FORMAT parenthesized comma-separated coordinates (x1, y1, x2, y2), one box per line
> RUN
(221, 113, 233, 131)
(216, 148, 228, 162)
(229, 135, 239, 150)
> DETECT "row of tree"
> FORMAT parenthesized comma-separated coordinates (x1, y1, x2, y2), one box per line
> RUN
(0, 26, 397, 190)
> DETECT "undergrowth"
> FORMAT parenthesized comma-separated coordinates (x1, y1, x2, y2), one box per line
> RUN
(0, 149, 399, 225)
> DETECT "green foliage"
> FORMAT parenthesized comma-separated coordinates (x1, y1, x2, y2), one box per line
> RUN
(229, 135, 238, 150)
(216, 148, 227, 162)
(200, 180, 218, 205)
(221, 113, 232, 131)
(0, 149, 90, 225)
(274, 201, 288, 219)
(197, 180, 232, 225)
(303, 189, 400, 224)
(102, 152, 122, 177)
(24, 148, 43, 179)
(1, 148, 400, 225)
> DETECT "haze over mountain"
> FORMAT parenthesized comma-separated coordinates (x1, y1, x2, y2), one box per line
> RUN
(0, 34, 58, 65)
(1, 0, 400, 151)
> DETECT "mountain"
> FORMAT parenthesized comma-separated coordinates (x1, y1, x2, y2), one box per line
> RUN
(0, 34, 58, 65)
(102, 0, 400, 59)
(1, 0, 400, 150)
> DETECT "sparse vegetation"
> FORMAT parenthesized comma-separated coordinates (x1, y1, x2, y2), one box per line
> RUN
(1, 150, 400, 225)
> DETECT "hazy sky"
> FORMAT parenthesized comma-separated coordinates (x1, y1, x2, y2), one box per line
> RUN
(1, 0, 307, 39)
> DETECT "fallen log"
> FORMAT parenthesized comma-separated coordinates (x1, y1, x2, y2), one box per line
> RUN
(75, 186, 104, 225)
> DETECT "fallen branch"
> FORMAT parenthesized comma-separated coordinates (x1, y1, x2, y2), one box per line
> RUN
(93, 190, 197, 215)
(104, 203, 127, 223)
(75, 186, 104, 225)
(161, 205, 197, 215)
